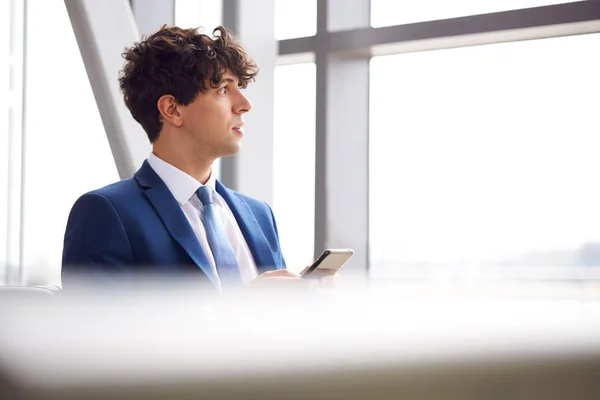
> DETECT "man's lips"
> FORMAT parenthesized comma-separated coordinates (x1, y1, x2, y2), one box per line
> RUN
(232, 121, 245, 135)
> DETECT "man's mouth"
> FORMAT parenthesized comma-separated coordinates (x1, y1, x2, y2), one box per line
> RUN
(232, 122, 245, 135)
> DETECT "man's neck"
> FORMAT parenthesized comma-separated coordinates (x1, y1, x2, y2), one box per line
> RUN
(152, 146, 213, 185)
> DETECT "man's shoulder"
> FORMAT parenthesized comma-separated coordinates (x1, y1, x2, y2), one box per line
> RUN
(224, 187, 272, 212)
(78, 177, 141, 205)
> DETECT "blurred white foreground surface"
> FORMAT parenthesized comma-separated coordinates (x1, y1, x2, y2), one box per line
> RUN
(1, 280, 600, 399)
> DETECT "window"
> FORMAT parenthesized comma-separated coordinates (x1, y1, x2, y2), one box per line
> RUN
(1, 0, 12, 283)
(2, 0, 25, 285)
(21, 0, 118, 286)
(371, 0, 578, 28)
(175, 0, 223, 34)
(275, 0, 317, 40)
(369, 33, 600, 276)
(273, 63, 316, 272)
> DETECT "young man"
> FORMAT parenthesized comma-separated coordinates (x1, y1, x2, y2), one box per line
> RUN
(62, 26, 313, 291)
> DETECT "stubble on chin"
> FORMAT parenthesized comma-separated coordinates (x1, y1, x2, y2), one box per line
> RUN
(217, 140, 242, 159)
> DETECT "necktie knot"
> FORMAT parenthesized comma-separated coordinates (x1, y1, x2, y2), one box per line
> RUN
(196, 185, 214, 206)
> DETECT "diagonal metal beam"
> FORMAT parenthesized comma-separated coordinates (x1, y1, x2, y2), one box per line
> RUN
(64, 0, 150, 179)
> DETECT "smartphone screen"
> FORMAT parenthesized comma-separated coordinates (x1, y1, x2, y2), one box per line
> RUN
(301, 249, 354, 278)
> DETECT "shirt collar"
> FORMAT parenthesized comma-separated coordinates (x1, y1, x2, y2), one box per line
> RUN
(147, 152, 216, 206)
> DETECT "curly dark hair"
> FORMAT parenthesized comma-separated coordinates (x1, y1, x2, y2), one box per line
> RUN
(118, 25, 258, 143)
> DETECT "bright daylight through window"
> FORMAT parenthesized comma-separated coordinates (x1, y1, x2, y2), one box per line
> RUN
(369, 33, 600, 276)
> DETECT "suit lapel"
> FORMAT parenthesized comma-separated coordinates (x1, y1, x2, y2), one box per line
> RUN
(216, 181, 278, 272)
(135, 161, 217, 286)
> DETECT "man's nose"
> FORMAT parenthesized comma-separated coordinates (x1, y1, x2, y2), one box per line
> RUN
(235, 92, 253, 114)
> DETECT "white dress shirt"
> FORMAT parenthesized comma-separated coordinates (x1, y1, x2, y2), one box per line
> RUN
(147, 153, 258, 289)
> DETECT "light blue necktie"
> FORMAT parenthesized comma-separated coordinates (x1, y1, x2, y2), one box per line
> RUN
(196, 185, 242, 287)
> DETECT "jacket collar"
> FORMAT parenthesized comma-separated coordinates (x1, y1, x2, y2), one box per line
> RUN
(135, 161, 280, 281)
(135, 161, 216, 286)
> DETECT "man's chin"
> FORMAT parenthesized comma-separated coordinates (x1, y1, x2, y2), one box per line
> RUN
(219, 143, 242, 158)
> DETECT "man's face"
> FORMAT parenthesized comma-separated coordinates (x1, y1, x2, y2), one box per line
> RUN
(179, 70, 252, 159)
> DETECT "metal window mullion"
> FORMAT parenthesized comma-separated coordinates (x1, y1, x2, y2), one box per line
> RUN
(220, 0, 240, 191)
(314, 0, 370, 277)
(280, 2, 600, 57)
(221, 0, 277, 205)
(313, 0, 328, 265)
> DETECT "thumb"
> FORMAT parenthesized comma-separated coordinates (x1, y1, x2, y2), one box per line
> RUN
(300, 265, 311, 275)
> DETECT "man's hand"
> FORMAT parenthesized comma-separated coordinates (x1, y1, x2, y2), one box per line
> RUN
(245, 268, 340, 291)
(300, 266, 341, 289)
(246, 269, 318, 291)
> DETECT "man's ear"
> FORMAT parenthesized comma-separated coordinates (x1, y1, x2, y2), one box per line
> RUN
(157, 95, 183, 127)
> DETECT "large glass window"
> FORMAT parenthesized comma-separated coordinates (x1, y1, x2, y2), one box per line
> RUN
(369, 33, 600, 277)
(2, 0, 25, 285)
(275, 0, 317, 40)
(371, 0, 578, 28)
(273, 63, 316, 272)
(1, 0, 11, 282)
(21, 0, 118, 287)
(175, 0, 223, 34)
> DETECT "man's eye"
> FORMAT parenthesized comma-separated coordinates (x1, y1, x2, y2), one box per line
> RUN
(219, 87, 227, 94)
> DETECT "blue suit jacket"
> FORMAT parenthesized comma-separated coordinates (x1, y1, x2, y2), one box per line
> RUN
(62, 160, 286, 288)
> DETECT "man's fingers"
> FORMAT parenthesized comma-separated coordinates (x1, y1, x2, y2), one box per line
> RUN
(300, 265, 311, 275)
(245, 269, 336, 291)
(259, 269, 300, 278)
(304, 268, 338, 278)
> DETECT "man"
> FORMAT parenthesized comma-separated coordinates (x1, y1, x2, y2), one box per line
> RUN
(62, 25, 316, 291)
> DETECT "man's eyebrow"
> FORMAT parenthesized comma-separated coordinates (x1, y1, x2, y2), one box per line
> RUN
(218, 77, 236, 85)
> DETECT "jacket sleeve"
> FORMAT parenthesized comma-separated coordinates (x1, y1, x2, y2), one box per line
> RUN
(61, 192, 135, 287)
(266, 203, 287, 269)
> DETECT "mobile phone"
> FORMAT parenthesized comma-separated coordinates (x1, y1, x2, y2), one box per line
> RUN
(301, 249, 354, 278)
